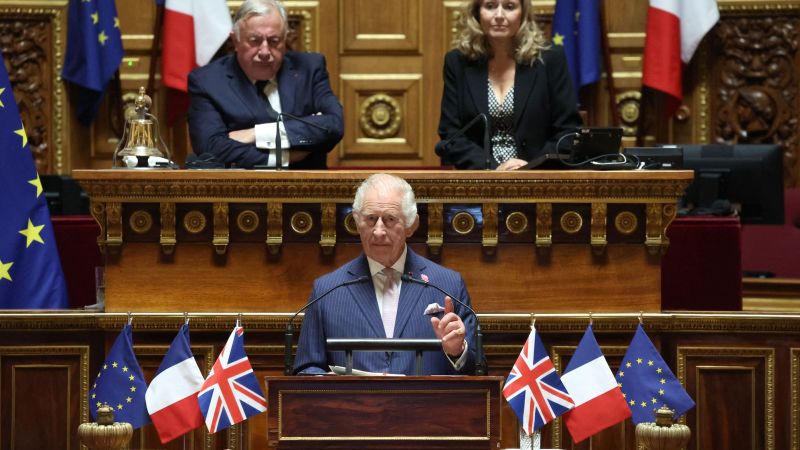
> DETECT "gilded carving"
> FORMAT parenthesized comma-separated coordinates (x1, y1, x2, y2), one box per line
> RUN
(714, 15, 799, 185)
(590, 203, 607, 253)
(319, 202, 336, 255)
(0, 6, 65, 174)
(290, 211, 313, 235)
(535, 203, 553, 247)
(505, 211, 528, 234)
(559, 211, 583, 234)
(183, 210, 207, 235)
(427, 203, 444, 256)
(106, 202, 122, 250)
(90, 201, 107, 254)
(160, 202, 176, 255)
(128, 210, 152, 235)
(343, 212, 358, 236)
(614, 211, 639, 235)
(615, 90, 641, 137)
(451, 211, 476, 235)
(482, 203, 498, 254)
(645, 203, 663, 255)
(359, 93, 402, 139)
(212, 202, 229, 255)
(266, 202, 283, 256)
(236, 210, 260, 234)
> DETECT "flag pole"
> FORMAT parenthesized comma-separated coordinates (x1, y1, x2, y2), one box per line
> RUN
(598, 0, 619, 127)
(147, 3, 165, 98)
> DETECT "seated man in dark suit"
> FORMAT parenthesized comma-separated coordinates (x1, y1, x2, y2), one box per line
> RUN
(188, 0, 343, 169)
(293, 174, 477, 375)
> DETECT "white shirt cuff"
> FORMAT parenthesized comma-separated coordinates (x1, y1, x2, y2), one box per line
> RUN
(446, 339, 469, 371)
(255, 122, 291, 167)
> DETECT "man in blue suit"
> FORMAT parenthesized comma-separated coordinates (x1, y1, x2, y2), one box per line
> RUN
(187, 0, 343, 169)
(293, 174, 477, 375)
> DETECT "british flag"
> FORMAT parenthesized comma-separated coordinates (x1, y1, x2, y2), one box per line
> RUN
(198, 327, 267, 433)
(503, 327, 574, 435)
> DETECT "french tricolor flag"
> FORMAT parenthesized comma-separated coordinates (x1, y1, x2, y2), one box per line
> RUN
(145, 324, 205, 444)
(561, 325, 631, 443)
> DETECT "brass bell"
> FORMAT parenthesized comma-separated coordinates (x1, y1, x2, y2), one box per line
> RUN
(77, 404, 133, 450)
(635, 406, 691, 450)
(113, 87, 172, 168)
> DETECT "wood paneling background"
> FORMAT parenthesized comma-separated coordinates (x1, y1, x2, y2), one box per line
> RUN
(1, 0, 798, 185)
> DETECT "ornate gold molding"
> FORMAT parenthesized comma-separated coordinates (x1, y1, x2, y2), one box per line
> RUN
(160, 202, 176, 255)
(427, 203, 444, 257)
(590, 203, 607, 254)
(266, 202, 283, 255)
(535, 203, 553, 248)
(482, 203, 498, 254)
(319, 202, 336, 255)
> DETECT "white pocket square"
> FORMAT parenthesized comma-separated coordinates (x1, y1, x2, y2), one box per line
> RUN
(424, 303, 445, 315)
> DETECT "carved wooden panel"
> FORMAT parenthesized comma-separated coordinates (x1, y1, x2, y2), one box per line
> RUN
(710, 9, 800, 187)
(0, 4, 67, 174)
(338, 74, 422, 163)
(679, 346, 775, 450)
(340, 0, 419, 52)
(0, 346, 88, 450)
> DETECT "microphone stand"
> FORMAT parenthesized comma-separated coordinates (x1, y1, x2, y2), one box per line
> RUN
(400, 274, 486, 376)
(284, 275, 370, 375)
(279, 111, 333, 134)
(274, 112, 283, 171)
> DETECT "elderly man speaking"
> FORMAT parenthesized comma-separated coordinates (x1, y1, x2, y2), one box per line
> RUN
(293, 174, 478, 375)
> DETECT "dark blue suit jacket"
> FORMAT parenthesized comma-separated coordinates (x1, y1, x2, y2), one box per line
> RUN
(293, 248, 477, 375)
(188, 52, 344, 168)
(437, 46, 582, 169)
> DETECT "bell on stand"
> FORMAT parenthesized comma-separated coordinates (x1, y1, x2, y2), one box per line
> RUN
(112, 87, 173, 169)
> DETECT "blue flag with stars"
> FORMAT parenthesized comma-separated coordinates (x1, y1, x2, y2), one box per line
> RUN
(90, 324, 150, 429)
(0, 51, 68, 309)
(616, 324, 695, 424)
(551, 0, 601, 95)
(62, 0, 123, 125)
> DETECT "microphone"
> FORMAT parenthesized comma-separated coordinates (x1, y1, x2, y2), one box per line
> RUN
(400, 273, 486, 375)
(279, 111, 332, 135)
(274, 112, 283, 171)
(436, 113, 491, 170)
(284, 275, 371, 375)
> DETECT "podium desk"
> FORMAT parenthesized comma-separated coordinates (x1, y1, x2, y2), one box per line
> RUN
(72, 170, 692, 313)
(266, 375, 503, 450)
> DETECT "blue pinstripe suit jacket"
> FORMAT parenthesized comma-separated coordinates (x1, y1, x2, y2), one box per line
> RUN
(293, 247, 477, 375)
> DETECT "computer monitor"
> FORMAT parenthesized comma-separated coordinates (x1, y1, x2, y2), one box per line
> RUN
(681, 144, 784, 224)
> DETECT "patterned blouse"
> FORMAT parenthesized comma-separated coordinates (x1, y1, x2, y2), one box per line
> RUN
(488, 81, 517, 164)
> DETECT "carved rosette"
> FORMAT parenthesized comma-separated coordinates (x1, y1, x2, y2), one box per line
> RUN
(128, 210, 152, 235)
(616, 91, 642, 137)
(236, 210, 260, 234)
(451, 211, 476, 235)
(505, 211, 528, 234)
(343, 212, 358, 236)
(183, 211, 206, 234)
(359, 94, 402, 139)
(560, 211, 583, 234)
(714, 15, 799, 185)
(290, 211, 313, 235)
(615, 211, 639, 235)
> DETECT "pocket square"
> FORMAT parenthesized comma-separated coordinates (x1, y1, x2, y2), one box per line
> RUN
(424, 302, 445, 315)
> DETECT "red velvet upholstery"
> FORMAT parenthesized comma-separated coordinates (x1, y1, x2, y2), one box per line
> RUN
(741, 188, 800, 278)
(661, 216, 742, 311)
(51, 215, 104, 309)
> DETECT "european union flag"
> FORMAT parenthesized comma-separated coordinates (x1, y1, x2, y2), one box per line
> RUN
(616, 324, 695, 424)
(62, 0, 123, 125)
(552, 0, 602, 95)
(0, 51, 68, 309)
(90, 324, 150, 429)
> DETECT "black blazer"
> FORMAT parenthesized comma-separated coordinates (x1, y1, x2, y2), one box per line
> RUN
(188, 52, 344, 169)
(436, 46, 582, 169)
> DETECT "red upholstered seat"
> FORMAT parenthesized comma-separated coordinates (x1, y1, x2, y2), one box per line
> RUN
(741, 188, 800, 278)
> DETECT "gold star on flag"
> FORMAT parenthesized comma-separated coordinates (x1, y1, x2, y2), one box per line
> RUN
(619, 370, 624, 377)
(659, 389, 665, 395)
(126, 396, 132, 403)
(128, 375, 134, 381)
(626, 361, 632, 368)
(553, 32, 565, 46)
(28, 174, 43, 197)
(117, 404, 123, 410)
(98, 30, 108, 45)
(629, 399, 635, 406)
(656, 367, 662, 373)
(112, 362, 118, 368)
(122, 366, 128, 372)
(0, 87, 5, 107)
(130, 386, 136, 392)
(114, 17, 120, 28)
(636, 357, 643, 364)
(95, 401, 101, 408)
(648, 360, 654, 366)
(103, 364, 107, 369)
(0, 259, 12, 282)
(91, 12, 99, 24)
(621, 389, 625, 396)
(640, 401, 647, 408)
(15, 127, 27, 147)
(660, 378, 666, 385)
(651, 397, 658, 404)
(19, 219, 45, 247)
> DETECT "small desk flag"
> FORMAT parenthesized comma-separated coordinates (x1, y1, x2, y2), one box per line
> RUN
(90, 324, 150, 429)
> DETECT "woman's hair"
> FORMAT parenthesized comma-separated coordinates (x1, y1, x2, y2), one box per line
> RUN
(233, 0, 288, 41)
(352, 174, 418, 228)
(452, 0, 549, 65)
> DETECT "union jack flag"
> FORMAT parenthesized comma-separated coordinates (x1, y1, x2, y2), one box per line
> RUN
(503, 326, 574, 435)
(197, 327, 267, 433)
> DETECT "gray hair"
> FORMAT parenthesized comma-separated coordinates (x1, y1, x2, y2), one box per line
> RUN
(352, 173, 418, 228)
(233, 0, 288, 41)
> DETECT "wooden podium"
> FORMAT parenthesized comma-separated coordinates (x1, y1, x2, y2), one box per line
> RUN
(72, 170, 692, 313)
(265, 376, 503, 450)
